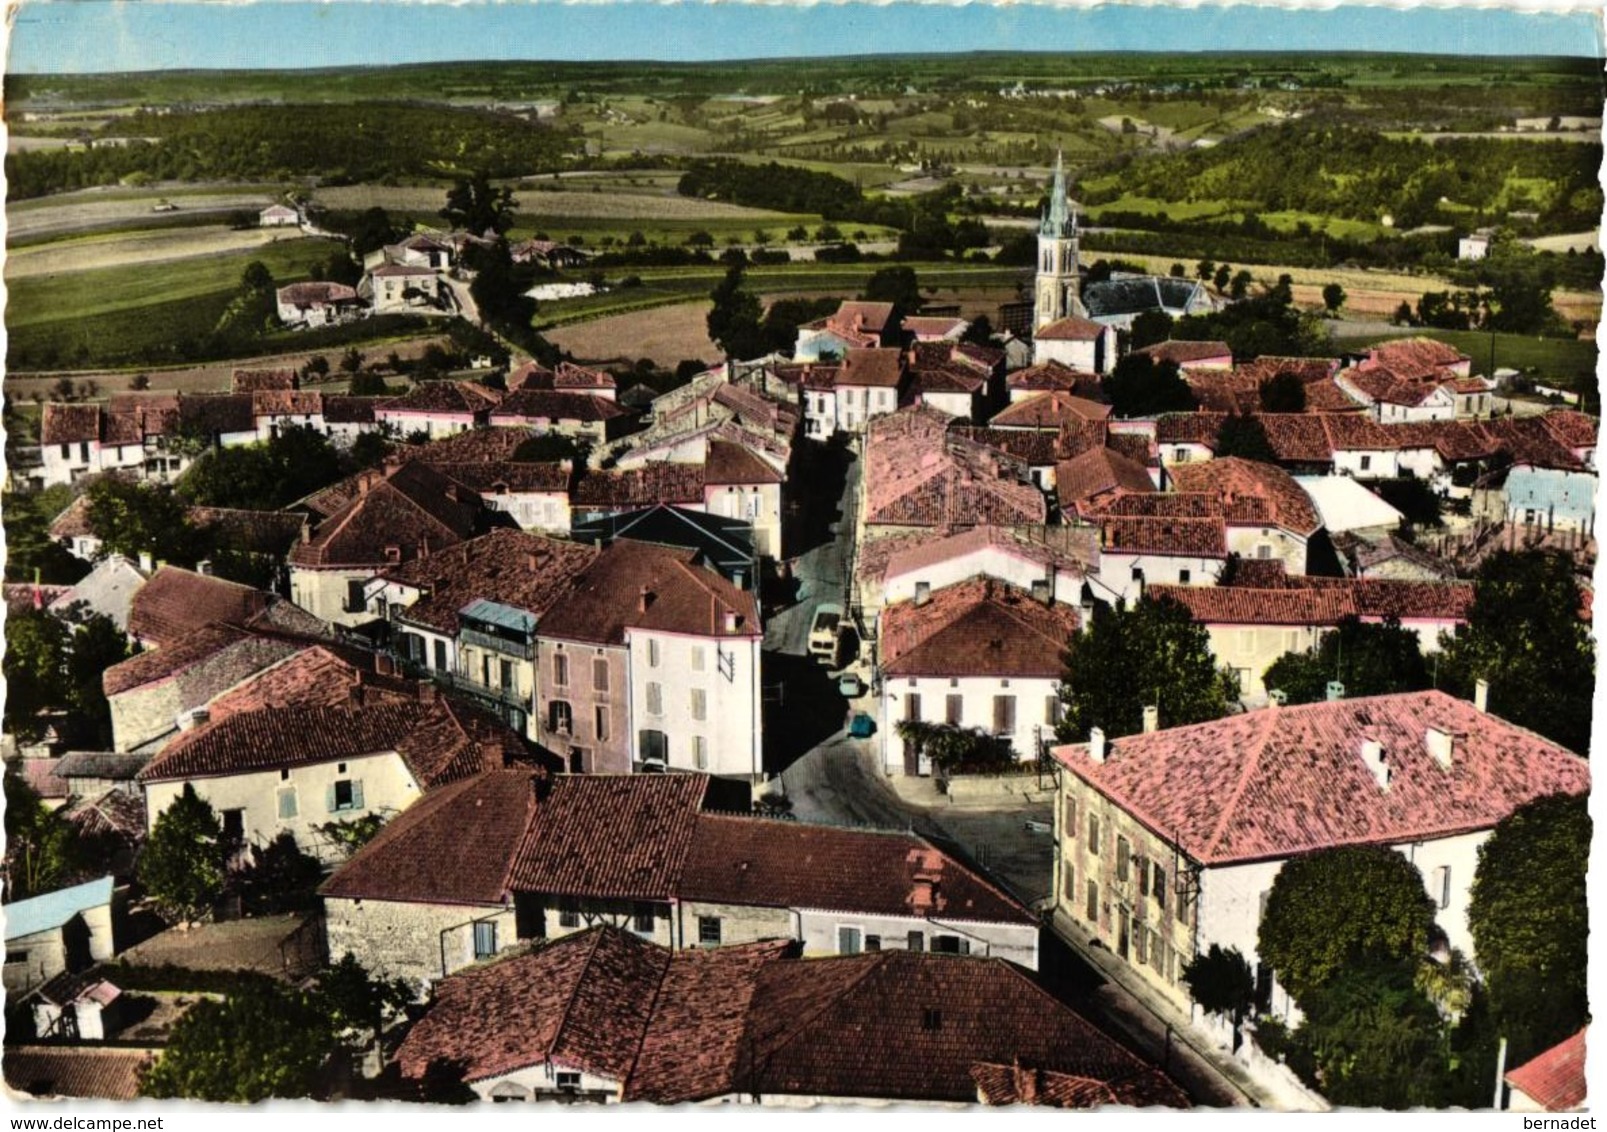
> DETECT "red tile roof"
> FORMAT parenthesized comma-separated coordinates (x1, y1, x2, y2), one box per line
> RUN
(290, 461, 481, 568)
(881, 524, 1096, 583)
(704, 439, 783, 485)
(679, 814, 1034, 924)
(127, 567, 272, 648)
(231, 368, 298, 393)
(1480, 417, 1587, 471)
(1147, 584, 1357, 625)
(1134, 339, 1232, 366)
(1100, 516, 1227, 558)
(971, 1061, 1190, 1108)
(394, 927, 668, 1085)
(536, 540, 759, 645)
(912, 364, 986, 397)
(571, 463, 706, 508)
(1363, 337, 1471, 380)
(838, 347, 905, 388)
(901, 315, 969, 338)
(1540, 410, 1599, 451)
(1056, 446, 1157, 511)
(1257, 414, 1337, 464)
(864, 409, 1047, 530)
(5, 1046, 156, 1101)
(1055, 690, 1590, 867)
(276, 281, 358, 308)
(251, 389, 323, 416)
(139, 694, 514, 789)
(377, 381, 500, 418)
(490, 389, 627, 424)
(40, 403, 103, 445)
(1155, 412, 1226, 447)
(1007, 361, 1102, 397)
(380, 528, 599, 634)
(1505, 1028, 1587, 1111)
(104, 623, 255, 697)
(880, 578, 1079, 678)
(828, 300, 898, 339)
(1035, 316, 1107, 341)
(1168, 457, 1322, 536)
(950, 426, 1061, 468)
(992, 391, 1111, 430)
(322, 395, 379, 425)
(203, 645, 415, 722)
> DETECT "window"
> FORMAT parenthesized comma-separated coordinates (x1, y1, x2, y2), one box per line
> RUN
(5, 950, 29, 966)
(548, 700, 573, 735)
(933, 934, 970, 955)
(1086, 878, 1099, 922)
(647, 639, 661, 668)
(838, 926, 863, 955)
(698, 916, 722, 946)
(1135, 924, 1148, 965)
(645, 682, 663, 715)
(559, 902, 580, 929)
(633, 904, 656, 934)
(499, 659, 514, 692)
(907, 931, 924, 952)
(345, 579, 366, 614)
(1256, 544, 1273, 560)
(1088, 813, 1100, 854)
(1431, 865, 1451, 910)
(1046, 696, 1062, 726)
(1258, 890, 1271, 923)
(914, 581, 931, 604)
(1176, 887, 1191, 926)
(1063, 862, 1076, 900)
(905, 693, 922, 722)
(690, 688, 707, 722)
(639, 729, 668, 766)
(433, 639, 447, 672)
(692, 736, 709, 769)
(59, 443, 70, 460)
(945, 694, 964, 726)
(594, 706, 610, 743)
(329, 780, 363, 813)
(691, 646, 706, 672)
(865, 934, 881, 952)
(993, 695, 1016, 734)
(1179, 569, 1191, 585)
(222, 808, 245, 843)
(1117, 836, 1131, 882)
(1136, 853, 1149, 896)
(276, 787, 298, 821)
(1360, 454, 1372, 472)
(1063, 796, 1077, 838)
(553, 652, 569, 687)
(473, 920, 497, 960)
(555, 1071, 582, 1093)
(1153, 864, 1168, 913)
(593, 657, 609, 692)
(79, 441, 90, 462)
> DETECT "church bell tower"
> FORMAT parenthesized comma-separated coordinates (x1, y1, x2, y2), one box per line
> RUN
(1034, 150, 1085, 330)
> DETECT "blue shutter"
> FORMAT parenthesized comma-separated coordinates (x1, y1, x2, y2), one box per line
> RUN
(351, 780, 365, 810)
(325, 784, 338, 813)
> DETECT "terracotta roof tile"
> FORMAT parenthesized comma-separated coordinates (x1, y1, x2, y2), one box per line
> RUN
(1155, 412, 1226, 446)
(882, 524, 1096, 583)
(1134, 339, 1232, 366)
(203, 644, 415, 721)
(912, 364, 986, 397)
(4, 1047, 155, 1100)
(1363, 337, 1471, 379)
(252, 389, 323, 416)
(571, 464, 706, 508)
(1540, 410, 1599, 451)
(881, 578, 1079, 678)
(231, 368, 298, 393)
(490, 389, 627, 424)
(992, 392, 1111, 430)
(322, 395, 378, 425)
(704, 439, 783, 485)
(1257, 414, 1336, 463)
(377, 381, 501, 418)
(1480, 417, 1586, 471)
(838, 347, 905, 388)
(1100, 516, 1227, 558)
(1147, 584, 1357, 624)
(1168, 457, 1322, 536)
(1505, 1028, 1587, 1111)
(828, 300, 898, 339)
(1056, 446, 1157, 511)
(1055, 690, 1590, 866)
(188, 507, 307, 557)
(1007, 361, 1101, 396)
(950, 426, 1061, 467)
(177, 393, 255, 436)
(971, 1061, 1191, 1108)
(1035, 316, 1107, 341)
(127, 567, 271, 648)
(103, 623, 260, 697)
(509, 774, 709, 899)
(40, 403, 103, 445)
(864, 408, 1047, 530)
(290, 461, 480, 568)
(679, 814, 1034, 924)
(381, 528, 599, 634)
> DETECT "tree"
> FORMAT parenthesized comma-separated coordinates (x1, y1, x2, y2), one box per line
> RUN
(1467, 793, 1589, 1064)
(1182, 945, 1255, 1038)
(1169, 262, 1187, 278)
(685, 230, 714, 248)
(1197, 259, 1216, 282)
(312, 952, 413, 1060)
(61, 608, 132, 746)
(1393, 300, 1416, 326)
(313, 814, 390, 859)
(4, 771, 79, 901)
(303, 354, 331, 380)
(85, 476, 208, 565)
(1229, 269, 1254, 301)
(1213, 263, 1233, 292)
(139, 981, 337, 1102)
(347, 371, 389, 397)
(706, 266, 766, 360)
(349, 430, 394, 469)
(1262, 616, 1429, 705)
(1213, 414, 1277, 462)
(1435, 550, 1594, 754)
(1321, 282, 1346, 314)
(1056, 595, 1238, 742)
(2, 607, 70, 742)
(861, 265, 922, 318)
(240, 261, 273, 293)
(893, 720, 1015, 775)
(439, 172, 516, 235)
(139, 784, 227, 925)
(1258, 371, 1306, 413)
(1127, 309, 1175, 350)
(1257, 845, 1435, 1005)
(1103, 355, 1197, 419)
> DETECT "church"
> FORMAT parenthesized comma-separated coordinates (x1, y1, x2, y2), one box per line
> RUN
(1029, 152, 1219, 371)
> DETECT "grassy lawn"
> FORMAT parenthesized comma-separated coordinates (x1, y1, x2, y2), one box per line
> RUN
(1332, 328, 1598, 383)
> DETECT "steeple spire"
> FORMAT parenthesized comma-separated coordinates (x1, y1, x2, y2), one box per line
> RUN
(1040, 148, 1075, 239)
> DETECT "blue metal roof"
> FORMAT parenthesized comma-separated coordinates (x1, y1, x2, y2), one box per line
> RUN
(1505, 466, 1597, 521)
(5, 876, 113, 941)
(458, 599, 538, 636)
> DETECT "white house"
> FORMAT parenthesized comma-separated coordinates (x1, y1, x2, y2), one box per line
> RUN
(879, 578, 1081, 775)
(830, 348, 905, 435)
(259, 203, 300, 227)
(276, 281, 362, 328)
(875, 524, 1092, 621)
(1050, 690, 1590, 1025)
(1032, 316, 1114, 372)
(366, 263, 447, 314)
(2, 878, 117, 997)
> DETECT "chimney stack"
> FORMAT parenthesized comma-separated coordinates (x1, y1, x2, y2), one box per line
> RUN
(639, 585, 652, 613)
(138, 550, 155, 574)
(375, 654, 395, 677)
(418, 682, 437, 704)
(1326, 680, 1345, 702)
(1474, 678, 1489, 713)
(482, 737, 507, 774)
(1142, 705, 1159, 734)
(1425, 727, 1455, 770)
(723, 609, 739, 634)
(1360, 739, 1389, 790)
(1088, 727, 1107, 764)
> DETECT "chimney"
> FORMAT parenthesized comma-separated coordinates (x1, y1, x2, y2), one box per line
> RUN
(639, 585, 652, 613)
(1142, 705, 1158, 734)
(1088, 726, 1107, 764)
(527, 552, 540, 572)
(1425, 727, 1455, 770)
(1030, 578, 1052, 605)
(1267, 689, 1288, 707)
(418, 682, 437, 704)
(300, 518, 312, 544)
(481, 736, 507, 773)
(723, 609, 739, 634)
(1474, 678, 1489, 713)
(1360, 739, 1390, 790)
(418, 537, 430, 559)
(348, 682, 365, 708)
(138, 550, 155, 574)
(1326, 680, 1345, 702)
(375, 654, 395, 677)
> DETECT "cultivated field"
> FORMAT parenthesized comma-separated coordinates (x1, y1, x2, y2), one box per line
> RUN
(315, 183, 802, 221)
(545, 300, 719, 367)
(6, 226, 335, 280)
(7, 184, 281, 242)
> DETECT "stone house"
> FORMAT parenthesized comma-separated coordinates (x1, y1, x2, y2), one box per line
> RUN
(3, 877, 117, 997)
(374, 382, 500, 441)
(1050, 690, 1590, 1024)
(488, 389, 632, 443)
(1031, 316, 1113, 372)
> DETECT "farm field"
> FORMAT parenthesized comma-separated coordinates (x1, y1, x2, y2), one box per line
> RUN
(316, 183, 801, 221)
(1332, 327, 1597, 384)
(5, 225, 333, 280)
(545, 300, 719, 367)
(8, 184, 282, 242)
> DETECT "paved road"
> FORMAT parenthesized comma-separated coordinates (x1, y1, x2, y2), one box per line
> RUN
(764, 443, 860, 658)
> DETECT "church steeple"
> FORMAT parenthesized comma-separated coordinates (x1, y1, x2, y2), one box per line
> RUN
(1040, 149, 1076, 240)
(1034, 149, 1084, 330)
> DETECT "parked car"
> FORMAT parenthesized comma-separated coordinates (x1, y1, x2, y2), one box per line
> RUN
(838, 673, 865, 698)
(848, 712, 876, 739)
(808, 602, 844, 662)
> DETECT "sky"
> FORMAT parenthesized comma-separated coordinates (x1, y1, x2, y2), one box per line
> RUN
(6, 1, 1603, 74)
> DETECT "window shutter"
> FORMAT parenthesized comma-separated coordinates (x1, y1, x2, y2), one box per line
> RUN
(325, 784, 338, 813)
(351, 780, 365, 810)
(277, 789, 298, 820)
